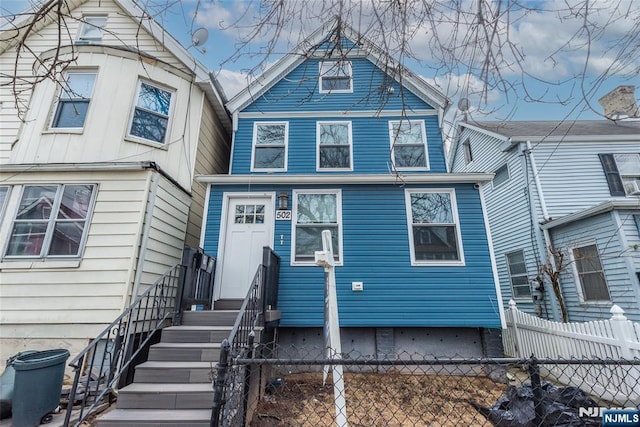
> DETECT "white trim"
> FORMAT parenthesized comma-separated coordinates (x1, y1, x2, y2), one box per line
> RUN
(291, 189, 343, 267)
(479, 183, 507, 329)
(316, 121, 353, 171)
(225, 18, 448, 113)
(197, 173, 494, 185)
(541, 199, 640, 230)
(250, 122, 289, 172)
(238, 110, 438, 119)
(76, 15, 107, 42)
(214, 192, 276, 300)
(388, 119, 430, 171)
(458, 122, 511, 142)
(2, 183, 98, 261)
(49, 70, 98, 130)
(404, 188, 465, 267)
(199, 183, 212, 248)
(319, 61, 353, 94)
(127, 78, 176, 145)
(569, 240, 611, 304)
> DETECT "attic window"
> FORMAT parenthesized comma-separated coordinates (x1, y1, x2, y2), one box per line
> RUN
(319, 61, 352, 93)
(78, 16, 107, 42)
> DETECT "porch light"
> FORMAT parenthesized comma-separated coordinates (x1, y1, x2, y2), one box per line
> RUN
(278, 192, 289, 210)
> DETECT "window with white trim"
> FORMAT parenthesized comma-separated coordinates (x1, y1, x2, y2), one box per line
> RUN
(493, 164, 509, 188)
(128, 80, 174, 144)
(317, 121, 352, 170)
(252, 122, 288, 170)
(319, 61, 352, 93)
(389, 120, 428, 169)
(78, 16, 107, 41)
(4, 184, 96, 258)
(614, 153, 640, 195)
(506, 250, 531, 298)
(572, 244, 610, 302)
(293, 190, 341, 263)
(405, 189, 463, 264)
(51, 72, 96, 129)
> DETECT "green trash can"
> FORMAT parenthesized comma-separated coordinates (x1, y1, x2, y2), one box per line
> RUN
(12, 349, 70, 427)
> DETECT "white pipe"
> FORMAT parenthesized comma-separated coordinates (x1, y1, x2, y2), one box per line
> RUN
(525, 140, 550, 221)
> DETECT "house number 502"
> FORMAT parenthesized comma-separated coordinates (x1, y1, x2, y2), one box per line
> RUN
(276, 210, 292, 220)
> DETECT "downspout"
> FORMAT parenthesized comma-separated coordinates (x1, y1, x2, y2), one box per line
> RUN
(130, 171, 161, 301)
(523, 140, 561, 321)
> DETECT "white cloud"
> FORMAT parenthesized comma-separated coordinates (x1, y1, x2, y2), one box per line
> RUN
(214, 69, 251, 100)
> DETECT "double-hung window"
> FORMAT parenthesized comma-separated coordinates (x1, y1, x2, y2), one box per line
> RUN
(614, 153, 640, 195)
(572, 243, 610, 302)
(129, 80, 174, 144)
(77, 16, 107, 42)
(5, 184, 96, 258)
(0, 186, 10, 219)
(319, 61, 352, 93)
(506, 250, 531, 299)
(51, 72, 96, 129)
(405, 189, 464, 265)
(389, 120, 428, 169)
(317, 121, 352, 170)
(293, 190, 342, 264)
(252, 122, 288, 171)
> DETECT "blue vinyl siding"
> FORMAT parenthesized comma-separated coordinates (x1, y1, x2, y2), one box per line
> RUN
(232, 114, 446, 174)
(204, 183, 501, 328)
(243, 58, 434, 113)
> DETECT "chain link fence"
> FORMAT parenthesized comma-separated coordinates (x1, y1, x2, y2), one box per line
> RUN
(212, 343, 640, 427)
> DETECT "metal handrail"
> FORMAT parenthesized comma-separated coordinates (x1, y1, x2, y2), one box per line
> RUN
(63, 264, 183, 427)
(210, 246, 280, 426)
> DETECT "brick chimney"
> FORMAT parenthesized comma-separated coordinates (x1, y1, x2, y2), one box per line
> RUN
(598, 85, 639, 119)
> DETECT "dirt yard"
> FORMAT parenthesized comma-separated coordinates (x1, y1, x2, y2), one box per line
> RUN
(250, 371, 508, 426)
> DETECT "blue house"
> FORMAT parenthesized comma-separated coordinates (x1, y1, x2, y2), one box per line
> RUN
(199, 20, 504, 357)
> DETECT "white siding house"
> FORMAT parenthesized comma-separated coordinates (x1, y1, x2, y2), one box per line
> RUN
(449, 120, 640, 322)
(0, 0, 231, 362)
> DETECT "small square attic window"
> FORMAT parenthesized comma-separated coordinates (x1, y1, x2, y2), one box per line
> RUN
(78, 16, 107, 42)
(319, 61, 352, 93)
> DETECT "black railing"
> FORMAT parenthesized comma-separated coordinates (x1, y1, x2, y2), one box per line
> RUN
(175, 247, 216, 325)
(210, 246, 281, 427)
(63, 264, 182, 427)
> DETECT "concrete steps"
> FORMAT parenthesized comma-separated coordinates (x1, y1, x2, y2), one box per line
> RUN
(97, 305, 238, 426)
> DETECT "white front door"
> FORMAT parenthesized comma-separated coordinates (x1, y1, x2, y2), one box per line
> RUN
(217, 195, 274, 299)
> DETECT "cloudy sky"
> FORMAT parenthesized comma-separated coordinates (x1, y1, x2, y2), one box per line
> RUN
(3, 0, 639, 123)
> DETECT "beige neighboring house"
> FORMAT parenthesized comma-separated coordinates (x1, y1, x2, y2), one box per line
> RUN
(0, 0, 231, 362)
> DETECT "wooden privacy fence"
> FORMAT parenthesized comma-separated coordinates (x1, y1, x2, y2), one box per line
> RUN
(503, 300, 640, 405)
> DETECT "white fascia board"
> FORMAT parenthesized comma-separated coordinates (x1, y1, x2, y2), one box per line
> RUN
(510, 135, 640, 143)
(459, 122, 511, 142)
(0, 162, 155, 173)
(226, 19, 337, 113)
(238, 110, 437, 119)
(196, 173, 494, 185)
(541, 200, 640, 230)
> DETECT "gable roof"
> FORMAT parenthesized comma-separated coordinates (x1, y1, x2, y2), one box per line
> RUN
(465, 120, 640, 140)
(226, 18, 449, 115)
(0, 0, 231, 134)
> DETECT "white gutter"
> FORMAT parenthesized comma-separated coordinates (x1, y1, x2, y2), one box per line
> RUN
(130, 171, 160, 302)
(196, 173, 494, 185)
(0, 161, 156, 173)
(525, 141, 550, 221)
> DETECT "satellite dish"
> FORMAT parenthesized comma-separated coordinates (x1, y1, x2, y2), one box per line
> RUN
(192, 28, 209, 47)
(458, 97, 470, 112)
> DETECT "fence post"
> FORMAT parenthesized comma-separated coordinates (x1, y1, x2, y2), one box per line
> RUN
(528, 356, 544, 426)
(509, 300, 522, 358)
(609, 305, 634, 359)
(211, 339, 231, 427)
